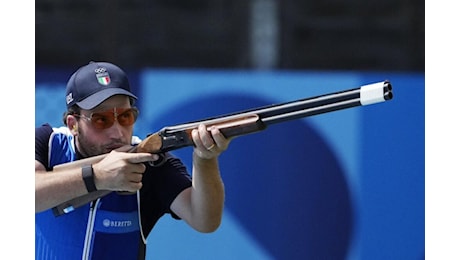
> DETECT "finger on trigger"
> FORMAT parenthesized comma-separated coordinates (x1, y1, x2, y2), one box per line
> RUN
(126, 152, 158, 164)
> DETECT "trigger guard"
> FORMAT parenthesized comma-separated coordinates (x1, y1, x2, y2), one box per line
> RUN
(148, 153, 166, 167)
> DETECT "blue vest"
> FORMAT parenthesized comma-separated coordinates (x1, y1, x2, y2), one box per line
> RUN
(35, 127, 143, 260)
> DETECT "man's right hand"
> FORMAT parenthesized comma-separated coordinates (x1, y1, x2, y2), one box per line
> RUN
(93, 149, 159, 192)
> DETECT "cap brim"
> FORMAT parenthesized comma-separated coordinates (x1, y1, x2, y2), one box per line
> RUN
(76, 88, 138, 110)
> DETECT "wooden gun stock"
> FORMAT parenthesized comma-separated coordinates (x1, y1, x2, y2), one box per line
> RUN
(51, 80, 393, 216)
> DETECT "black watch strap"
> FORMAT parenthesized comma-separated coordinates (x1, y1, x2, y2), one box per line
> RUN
(82, 165, 97, 193)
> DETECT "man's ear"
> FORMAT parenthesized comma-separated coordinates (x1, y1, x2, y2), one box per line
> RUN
(67, 116, 78, 135)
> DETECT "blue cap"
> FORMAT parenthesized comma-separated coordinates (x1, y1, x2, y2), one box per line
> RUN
(65, 61, 137, 110)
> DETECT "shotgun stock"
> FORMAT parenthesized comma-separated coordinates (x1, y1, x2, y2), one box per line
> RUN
(51, 80, 393, 216)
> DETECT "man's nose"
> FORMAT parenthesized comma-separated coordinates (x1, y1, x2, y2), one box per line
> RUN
(106, 121, 125, 138)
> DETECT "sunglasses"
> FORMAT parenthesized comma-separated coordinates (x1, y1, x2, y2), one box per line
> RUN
(76, 107, 139, 130)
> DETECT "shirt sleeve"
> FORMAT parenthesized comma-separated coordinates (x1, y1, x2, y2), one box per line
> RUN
(35, 123, 53, 169)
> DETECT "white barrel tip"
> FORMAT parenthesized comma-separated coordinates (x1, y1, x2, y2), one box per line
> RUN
(360, 80, 392, 105)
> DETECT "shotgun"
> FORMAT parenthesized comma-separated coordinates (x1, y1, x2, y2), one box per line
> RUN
(51, 80, 393, 216)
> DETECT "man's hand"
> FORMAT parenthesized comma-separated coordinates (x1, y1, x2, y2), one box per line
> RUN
(92, 149, 159, 192)
(191, 124, 230, 160)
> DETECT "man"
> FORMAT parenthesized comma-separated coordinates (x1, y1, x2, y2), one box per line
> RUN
(35, 61, 230, 259)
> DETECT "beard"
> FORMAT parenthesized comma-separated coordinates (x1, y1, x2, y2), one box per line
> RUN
(76, 130, 105, 158)
(76, 128, 130, 158)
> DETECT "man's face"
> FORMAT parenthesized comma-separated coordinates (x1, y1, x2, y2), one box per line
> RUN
(75, 95, 135, 157)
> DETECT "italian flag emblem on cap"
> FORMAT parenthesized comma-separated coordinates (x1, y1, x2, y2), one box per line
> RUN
(97, 76, 111, 85)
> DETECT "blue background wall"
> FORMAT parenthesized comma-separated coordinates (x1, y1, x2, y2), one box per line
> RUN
(35, 69, 424, 259)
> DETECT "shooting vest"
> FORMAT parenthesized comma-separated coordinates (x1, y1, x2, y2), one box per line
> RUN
(35, 127, 143, 260)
